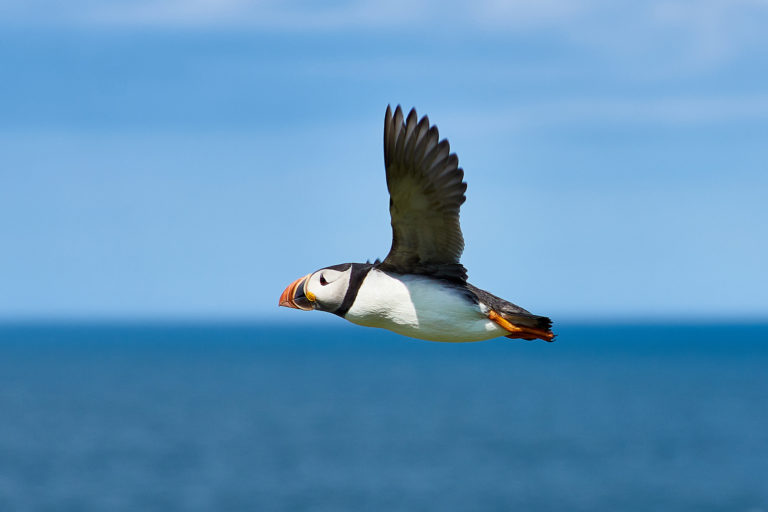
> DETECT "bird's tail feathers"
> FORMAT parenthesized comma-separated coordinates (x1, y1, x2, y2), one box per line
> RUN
(500, 312, 555, 342)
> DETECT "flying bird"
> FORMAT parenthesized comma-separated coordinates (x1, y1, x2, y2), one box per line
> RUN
(279, 106, 554, 343)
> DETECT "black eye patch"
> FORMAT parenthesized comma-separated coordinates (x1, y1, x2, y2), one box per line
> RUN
(320, 275, 328, 286)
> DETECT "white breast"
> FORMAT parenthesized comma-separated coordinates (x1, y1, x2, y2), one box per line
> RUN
(344, 269, 507, 342)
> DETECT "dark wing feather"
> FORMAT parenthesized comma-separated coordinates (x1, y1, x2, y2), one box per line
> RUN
(377, 105, 468, 283)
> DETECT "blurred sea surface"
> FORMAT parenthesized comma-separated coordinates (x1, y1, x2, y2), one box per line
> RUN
(0, 322, 766, 512)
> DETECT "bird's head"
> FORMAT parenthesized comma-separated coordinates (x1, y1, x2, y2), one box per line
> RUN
(278, 264, 353, 314)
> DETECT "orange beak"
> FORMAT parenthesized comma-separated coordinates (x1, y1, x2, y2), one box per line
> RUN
(279, 274, 314, 310)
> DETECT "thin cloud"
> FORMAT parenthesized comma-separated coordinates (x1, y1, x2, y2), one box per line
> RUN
(443, 94, 768, 132)
(3, 0, 767, 69)
(2, 0, 765, 33)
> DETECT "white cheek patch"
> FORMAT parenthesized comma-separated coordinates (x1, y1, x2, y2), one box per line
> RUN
(312, 267, 352, 309)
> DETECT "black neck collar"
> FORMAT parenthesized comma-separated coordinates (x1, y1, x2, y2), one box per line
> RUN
(334, 263, 373, 317)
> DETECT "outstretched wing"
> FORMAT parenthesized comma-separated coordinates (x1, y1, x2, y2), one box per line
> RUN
(377, 105, 467, 283)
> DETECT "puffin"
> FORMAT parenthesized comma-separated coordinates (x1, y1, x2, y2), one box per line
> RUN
(279, 106, 554, 343)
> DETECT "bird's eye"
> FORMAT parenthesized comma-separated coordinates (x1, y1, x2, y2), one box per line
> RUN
(319, 275, 328, 286)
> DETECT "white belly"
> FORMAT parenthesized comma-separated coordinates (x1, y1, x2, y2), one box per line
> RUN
(344, 270, 507, 342)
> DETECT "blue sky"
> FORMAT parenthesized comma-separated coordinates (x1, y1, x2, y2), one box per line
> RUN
(1, 0, 767, 321)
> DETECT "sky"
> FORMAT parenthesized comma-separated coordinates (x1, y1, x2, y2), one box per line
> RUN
(1, 0, 767, 321)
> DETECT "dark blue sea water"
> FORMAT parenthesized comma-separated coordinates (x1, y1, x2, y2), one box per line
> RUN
(0, 323, 766, 512)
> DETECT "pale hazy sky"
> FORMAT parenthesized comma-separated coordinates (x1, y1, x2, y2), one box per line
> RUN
(1, 0, 767, 320)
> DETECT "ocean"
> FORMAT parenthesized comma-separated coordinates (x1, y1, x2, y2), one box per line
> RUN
(0, 322, 766, 511)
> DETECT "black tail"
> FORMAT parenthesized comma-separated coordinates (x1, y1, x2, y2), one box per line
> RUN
(501, 312, 555, 342)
